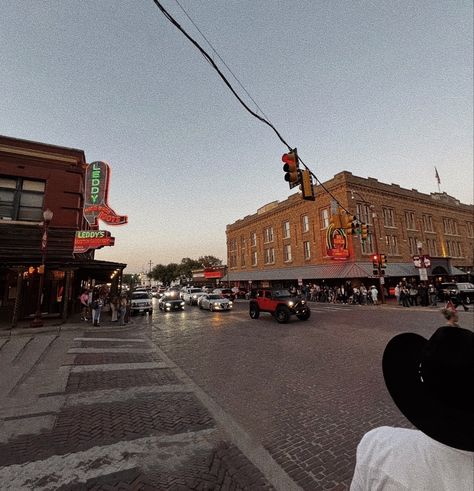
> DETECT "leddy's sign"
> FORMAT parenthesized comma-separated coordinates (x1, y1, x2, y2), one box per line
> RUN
(326, 225, 349, 260)
(73, 230, 115, 254)
(84, 161, 128, 226)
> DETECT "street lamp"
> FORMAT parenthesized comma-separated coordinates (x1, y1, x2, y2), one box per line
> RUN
(31, 208, 53, 327)
(350, 190, 385, 304)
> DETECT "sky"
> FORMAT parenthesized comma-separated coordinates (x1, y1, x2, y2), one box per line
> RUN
(1, 1, 472, 274)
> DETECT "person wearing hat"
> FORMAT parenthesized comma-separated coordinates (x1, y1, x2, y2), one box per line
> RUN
(350, 326, 474, 490)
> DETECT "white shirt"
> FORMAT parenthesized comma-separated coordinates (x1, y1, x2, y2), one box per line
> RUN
(350, 426, 474, 491)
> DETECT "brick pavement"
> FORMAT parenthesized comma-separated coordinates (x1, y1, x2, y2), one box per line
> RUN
(0, 325, 291, 490)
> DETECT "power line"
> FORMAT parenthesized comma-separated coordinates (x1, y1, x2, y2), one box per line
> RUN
(151, 0, 352, 216)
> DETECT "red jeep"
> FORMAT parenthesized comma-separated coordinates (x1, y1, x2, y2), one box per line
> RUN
(249, 288, 311, 324)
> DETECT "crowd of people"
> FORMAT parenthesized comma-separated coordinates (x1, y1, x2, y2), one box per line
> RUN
(297, 282, 381, 305)
(79, 286, 130, 327)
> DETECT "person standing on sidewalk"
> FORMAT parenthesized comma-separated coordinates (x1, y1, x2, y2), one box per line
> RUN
(428, 283, 438, 307)
(91, 294, 104, 327)
(118, 294, 128, 326)
(79, 289, 90, 321)
(351, 326, 474, 490)
(110, 294, 119, 322)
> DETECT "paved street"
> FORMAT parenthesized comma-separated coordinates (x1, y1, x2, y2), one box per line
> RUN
(0, 300, 472, 490)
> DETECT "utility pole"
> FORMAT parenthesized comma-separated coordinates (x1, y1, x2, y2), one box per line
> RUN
(148, 260, 153, 287)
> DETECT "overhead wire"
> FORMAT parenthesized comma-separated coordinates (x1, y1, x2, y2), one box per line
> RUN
(151, 0, 353, 216)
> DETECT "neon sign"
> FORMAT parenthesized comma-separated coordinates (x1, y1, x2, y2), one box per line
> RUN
(73, 230, 115, 254)
(84, 161, 127, 227)
(326, 225, 349, 260)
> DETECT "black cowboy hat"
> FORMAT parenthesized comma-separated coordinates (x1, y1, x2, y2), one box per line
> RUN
(382, 326, 474, 451)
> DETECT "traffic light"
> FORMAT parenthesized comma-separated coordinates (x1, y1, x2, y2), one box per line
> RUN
(282, 149, 300, 188)
(380, 254, 387, 268)
(330, 212, 342, 229)
(351, 220, 359, 235)
(371, 254, 379, 268)
(342, 213, 356, 235)
(360, 223, 369, 241)
(300, 169, 315, 201)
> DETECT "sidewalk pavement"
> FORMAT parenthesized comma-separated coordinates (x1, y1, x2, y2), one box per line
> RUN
(0, 323, 298, 490)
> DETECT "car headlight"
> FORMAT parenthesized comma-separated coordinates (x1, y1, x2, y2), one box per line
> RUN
(192, 295, 197, 299)
(181, 302, 185, 306)
(288, 301, 294, 307)
(301, 300, 305, 304)
(165, 302, 171, 307)
(214, 303, 220, 307)
(229, 301, 233, 305)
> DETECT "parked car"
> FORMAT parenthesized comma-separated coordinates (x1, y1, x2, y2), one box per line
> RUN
(212, 288, 235, 301)
(199, 294, 233, 311)
(440, 282, 474, 305)
(249, 288, 310, 323)
(183, 288, 206, 305)
(158, 291, 185, 311)
(130, 291, 153, 315)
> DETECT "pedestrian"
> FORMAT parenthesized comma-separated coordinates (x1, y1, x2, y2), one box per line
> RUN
(400, 286, 410, 307)
(110, 294, 119, 322)
(370, 285, 378, 305)
(91, 294, 104, 327)
(351, 325, 474, 490)
(394, 284, 401, 305)
(441, 305, 460, 327)
(79, 289, 90, 321)
(409, 284, 418, 306)
(118, 294, 128, 326)
(428, 283, 438, 307)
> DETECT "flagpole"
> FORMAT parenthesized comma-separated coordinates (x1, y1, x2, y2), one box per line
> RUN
(435, 167, 441, 193)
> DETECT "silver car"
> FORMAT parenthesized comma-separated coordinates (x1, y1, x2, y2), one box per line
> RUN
(199, 294, 233, 311)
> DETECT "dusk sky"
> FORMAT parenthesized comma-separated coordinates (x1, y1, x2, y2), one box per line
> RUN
(1, 1, 472, 274)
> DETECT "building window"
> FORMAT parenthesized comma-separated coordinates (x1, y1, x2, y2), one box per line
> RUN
(263, 226, 274, 243)
(0, 176, 45, 221)
(426, 238, 439, 257)
(321, 208, 329, 229)
(467, 222, 474, 238)
(251, 232, 257, 247)
(385, 235, 399, 255)
(303, 241, 311, 259)
(383, 208, 395, 227)
(264, 248, 275, 264)
(282, 221, 290, 239)
(408, 237, 419, 255)
(229, 238, 237, 252)
(405, 211, 416, 230)
(251, 251, 257, 266)
(443, 218, 459, 235)
(283, 244, 292, 262)
(240, 252, 246, 267)
(422, 214, 434, 232)
(302, 215, 309, 233)
(229, 254, 237, 268)
(361, 234, 374, 254)
(356, 203, 373, 225)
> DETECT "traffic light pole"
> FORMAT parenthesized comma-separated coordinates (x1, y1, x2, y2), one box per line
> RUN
(371, 219, 385, 304)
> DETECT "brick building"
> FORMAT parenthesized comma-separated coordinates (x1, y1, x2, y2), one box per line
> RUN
(0, 136, 126, 327)
(225, 171, 473, 290)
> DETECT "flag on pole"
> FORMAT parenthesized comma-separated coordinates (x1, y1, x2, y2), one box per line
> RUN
(435, 167, 441, 185)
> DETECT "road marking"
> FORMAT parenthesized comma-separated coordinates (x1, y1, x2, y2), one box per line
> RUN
(0, 430, 218, 491)
(73, 337, 146, 342)
(70, 362, 170, 372)
(68, 347, 156, 354)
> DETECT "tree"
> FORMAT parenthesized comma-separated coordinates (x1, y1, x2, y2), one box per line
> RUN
(198, 255, 222, 268)
(179, 257, 202, 283)
(122, 273, 140, 288)
(150, 263, 180, 286)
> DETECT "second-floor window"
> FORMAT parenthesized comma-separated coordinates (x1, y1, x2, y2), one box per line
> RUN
(356, 203, 372, 225)
(385, 235, 399, 255)
(321, 208, 329, 229)
(282, 221, 290, 239)
(408, 237, 420, 255)
(303, 241, 311, 259)
(264, 226, 274, 243)
(405, 211, 416, 230)
(251, 251, 257, 266)
(229, 238, 237, 252)
(283, 244, 292, 262)
(0, 176, 45, 222)
(426, 238, 439, 257)
(264, 248, 275, 264)
(383, 208, 395, 227)
(467, 222, 474, 238)
(240, 251, 246, 267)
(361, 234, 374, 254)
(302, 215, 309, 233)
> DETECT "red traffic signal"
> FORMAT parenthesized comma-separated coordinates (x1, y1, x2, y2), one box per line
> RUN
(282, 149, 300, 188)
(372, 254, 379, 268)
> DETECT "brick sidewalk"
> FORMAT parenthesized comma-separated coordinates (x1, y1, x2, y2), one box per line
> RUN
(0, 325, 288, 490)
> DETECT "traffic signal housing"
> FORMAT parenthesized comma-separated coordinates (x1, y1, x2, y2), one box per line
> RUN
(380, 254, 387, 268)
(360, 223, 369, 241)
(282, 149, 300, 188)
(342, 213, 356, 235)
(371, 254, 379, 269)
(300, 169, 315, 201)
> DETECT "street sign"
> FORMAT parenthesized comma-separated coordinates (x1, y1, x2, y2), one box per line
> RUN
(419, 268, 428, 281)
(298, 278, 303, 286)
(413, 255, 431, 269)
(379, 276, 385, 285)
